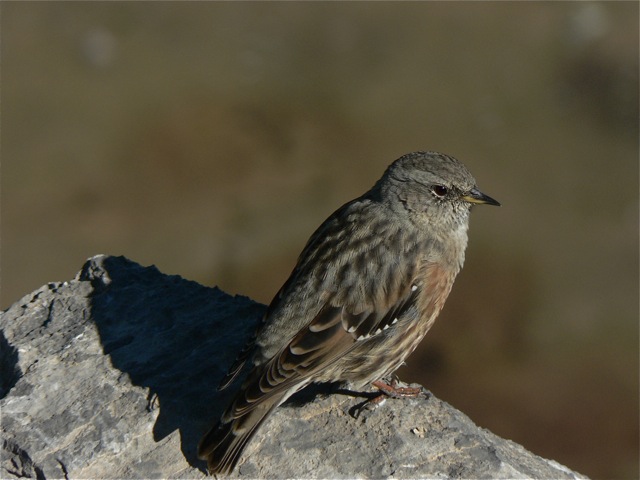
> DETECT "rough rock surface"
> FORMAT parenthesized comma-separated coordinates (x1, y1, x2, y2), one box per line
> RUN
(1, 255, 587, 479)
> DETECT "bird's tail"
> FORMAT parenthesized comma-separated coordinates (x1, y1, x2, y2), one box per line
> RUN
(197, 394, 281, 474)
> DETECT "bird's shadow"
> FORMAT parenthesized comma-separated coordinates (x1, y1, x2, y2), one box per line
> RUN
(84, 256, 267, 472)
(286, 383, 379, 417)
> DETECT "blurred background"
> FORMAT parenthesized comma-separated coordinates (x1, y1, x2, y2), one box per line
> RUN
(2, 2, 638, 478)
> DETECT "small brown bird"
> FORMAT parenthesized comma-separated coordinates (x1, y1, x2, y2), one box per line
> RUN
(198, 151, 500, 474)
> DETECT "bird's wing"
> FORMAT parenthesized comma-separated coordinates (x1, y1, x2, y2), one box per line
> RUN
(228, 270, 421, 418)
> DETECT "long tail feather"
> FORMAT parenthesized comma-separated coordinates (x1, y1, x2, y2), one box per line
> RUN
(198, 394, 282, 474)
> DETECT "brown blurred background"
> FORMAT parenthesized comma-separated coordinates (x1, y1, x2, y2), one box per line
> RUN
(2, 2, 638, 478)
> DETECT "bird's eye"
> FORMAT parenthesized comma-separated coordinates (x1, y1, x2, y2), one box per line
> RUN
(431, 185, 448, 197)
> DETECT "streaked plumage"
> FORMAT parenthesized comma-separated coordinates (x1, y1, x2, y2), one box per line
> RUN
(198, 151, 500, 474)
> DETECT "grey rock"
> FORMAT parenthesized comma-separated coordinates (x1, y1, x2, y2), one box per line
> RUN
(1, 255, 587, 479)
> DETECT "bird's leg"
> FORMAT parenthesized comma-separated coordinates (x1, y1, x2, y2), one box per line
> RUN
(350, 377, 427, 418)
(371, 378, 424, 398)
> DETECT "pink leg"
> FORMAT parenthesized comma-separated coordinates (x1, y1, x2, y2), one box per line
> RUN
(372, 379, 423, 398)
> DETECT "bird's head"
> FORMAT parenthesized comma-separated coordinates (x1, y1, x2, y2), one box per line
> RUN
(375, 151, 500, 227)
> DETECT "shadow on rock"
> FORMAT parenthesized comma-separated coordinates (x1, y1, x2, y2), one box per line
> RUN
(81, 255, 265, 471)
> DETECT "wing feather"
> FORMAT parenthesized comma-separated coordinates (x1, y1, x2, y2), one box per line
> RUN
(227, 280, 420, 418)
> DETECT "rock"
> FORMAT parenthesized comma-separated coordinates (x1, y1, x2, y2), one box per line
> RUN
(1, 255, 587, 479)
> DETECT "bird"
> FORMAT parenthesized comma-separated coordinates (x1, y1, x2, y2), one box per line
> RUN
(198, 151, 500, 474)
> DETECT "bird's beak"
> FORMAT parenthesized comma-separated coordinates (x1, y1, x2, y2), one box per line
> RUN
(462, 187, 501, 206)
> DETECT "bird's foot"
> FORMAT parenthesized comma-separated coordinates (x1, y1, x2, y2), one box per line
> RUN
(350, 377, 429, 419)
(371, 378, 424, 398)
